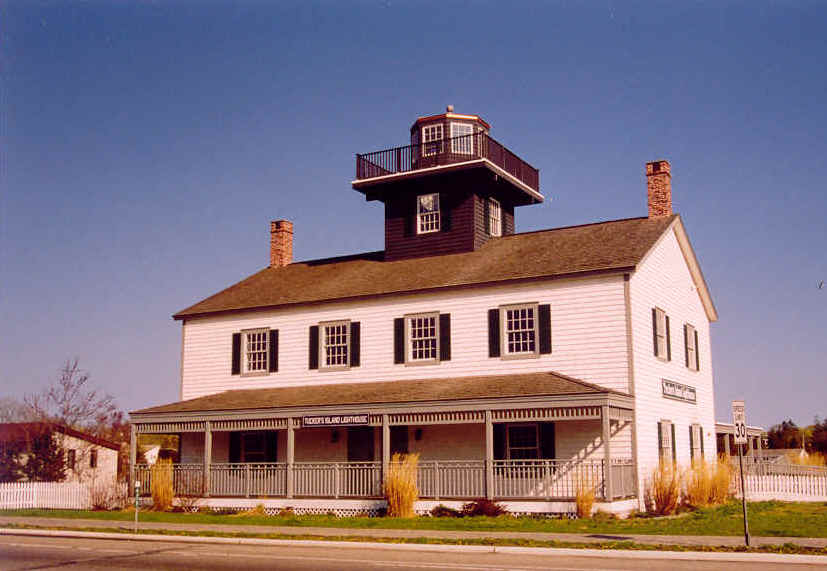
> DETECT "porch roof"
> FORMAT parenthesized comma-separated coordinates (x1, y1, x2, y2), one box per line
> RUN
(132, 371, 630, 417)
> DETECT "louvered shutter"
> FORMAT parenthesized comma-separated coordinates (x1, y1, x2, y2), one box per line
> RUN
(488, 309, 501, 358)
(538, 304, 552, 354)
(657, 422, 664, 464)
(665, 315, 671, 361)
(684, 325, 690, 368)
(689, 425, 695, 461)
(652, 308, 659, 356)
(393, 318, 405, 364)
(483, 197, 491, 235)
(439, 313, 451, 361)
(265, 431, 278, 462)
(441, 198, 451, 232)
(308, 326, 319, 370)
(699, 426, 705, 458)
(670, 423, 677, 465)
(350, 321, 361, 367)
(493, 424, 506, 460)
(268, 329, 279, 373)
(694, 329, 700, 371)
(231, 333, 241, 375)
(540, 422, 556, 459)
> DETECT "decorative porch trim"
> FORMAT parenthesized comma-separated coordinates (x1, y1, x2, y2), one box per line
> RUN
(137, 421, 206, 433)
(493, 406, 600, 422)
(212, 418, 287, 431)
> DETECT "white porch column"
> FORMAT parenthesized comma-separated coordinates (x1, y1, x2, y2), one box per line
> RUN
(602, 405, 614, 501)
(129, 424, 137, 495)
(484, 410, 494, 500)
(286, 418, 295, 499)
(203, 421, 212, 497)
(724, 433, 731, 456)
(382, 414, 390, 485)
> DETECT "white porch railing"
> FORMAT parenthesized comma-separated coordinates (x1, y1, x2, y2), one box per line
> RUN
(134, 458, 636, 501)
(417, 461, 485, 499)
(294, 462, 382, 497)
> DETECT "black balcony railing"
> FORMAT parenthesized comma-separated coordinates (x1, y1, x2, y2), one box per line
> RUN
(356, 132, 539, 192)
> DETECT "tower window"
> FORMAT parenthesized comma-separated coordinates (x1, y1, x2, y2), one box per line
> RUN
(417, 193, 440, 234)
(421, 124, 443, 156)
(450, 122, 474, 155)
(488, 198, 502, 236)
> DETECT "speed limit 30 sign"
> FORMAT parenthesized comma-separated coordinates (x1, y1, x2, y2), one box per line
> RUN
(732, 400, 747, 444)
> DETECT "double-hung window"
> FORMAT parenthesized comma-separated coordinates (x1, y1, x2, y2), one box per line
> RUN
(407, 313, 438, 363)
(684, 324, 699, 371)
(488, 198, 502, 236)
(450, 122, 474, 155)
(321, 321, 350, 369)
(652, 308, 671, 361)
(394, 313, 450, 365)
(417, 193, 440, 234)
(507, 424, 539, 460)
(232, 328, 278, 376)
(422, 124, 443, 156)
(67, 449, 76, 471)
(243, 328, 269, 374)
(502, 304, 538, 356)
(488, 303, 551, 359)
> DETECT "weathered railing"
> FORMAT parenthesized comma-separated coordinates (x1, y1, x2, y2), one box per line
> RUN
(417, 461, 485, 499)
(494, 459, 606, 499)
(210, 463, 287, 497)
(356, 132, 540, 192)
(609, 458, 637, 499)
(135, 459, 635, 501)
(294, 462, 382, 498)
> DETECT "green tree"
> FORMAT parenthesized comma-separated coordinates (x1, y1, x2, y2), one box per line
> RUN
(767, 419, 803, 449)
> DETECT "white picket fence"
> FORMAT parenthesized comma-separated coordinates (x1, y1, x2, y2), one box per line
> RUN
(0, 482, 92, 510)
(733, 461, 827, 502)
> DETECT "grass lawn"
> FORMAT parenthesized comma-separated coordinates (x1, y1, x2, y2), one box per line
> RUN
(2, 501, 826, 538)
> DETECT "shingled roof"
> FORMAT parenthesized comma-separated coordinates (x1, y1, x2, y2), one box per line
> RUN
(132, 371, 628, 416)
(174, 214, 677, 319)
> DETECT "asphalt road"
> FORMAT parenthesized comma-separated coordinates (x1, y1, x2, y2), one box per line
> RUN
(0, 535, 823, 571)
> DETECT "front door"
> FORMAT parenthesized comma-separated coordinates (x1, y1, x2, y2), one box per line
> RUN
(347, 427, 375, 461)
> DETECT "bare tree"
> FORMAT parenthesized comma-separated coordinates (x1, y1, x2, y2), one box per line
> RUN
(24, 358, 124, 483)
(0, 397, 34, 423)
(25, 358, 119, 434)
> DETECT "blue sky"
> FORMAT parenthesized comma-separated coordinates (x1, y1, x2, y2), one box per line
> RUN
(1, 2, 825, 429)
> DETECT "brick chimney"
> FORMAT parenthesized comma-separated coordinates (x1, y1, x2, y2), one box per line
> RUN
(270, 220, 293, 267)
(646, 160, 672, 217)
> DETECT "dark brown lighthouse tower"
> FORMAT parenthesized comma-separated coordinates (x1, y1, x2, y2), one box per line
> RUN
(352, 107, 543, 261)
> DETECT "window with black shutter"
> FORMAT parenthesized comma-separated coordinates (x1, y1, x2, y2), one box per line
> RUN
(395, 312, 450, 365)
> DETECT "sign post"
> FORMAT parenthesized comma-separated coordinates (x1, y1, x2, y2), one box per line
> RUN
(732, 400, 750, 547)
(133, 480, 141, 534)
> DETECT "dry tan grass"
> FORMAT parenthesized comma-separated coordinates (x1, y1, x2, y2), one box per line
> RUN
(684, 459, 713, 508)
(573, 466, 596, 519)
(648, 462, 682, 515)
(150, 458, 174, 512)
(710, 456, 733, 505)
(230, 503, 268, 518)
(384, 452, 419, 518)
(788, 451, 827, 467)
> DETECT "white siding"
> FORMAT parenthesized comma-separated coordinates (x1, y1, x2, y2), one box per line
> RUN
(180, 274, 630, 400)
(629, 226, 716, 502)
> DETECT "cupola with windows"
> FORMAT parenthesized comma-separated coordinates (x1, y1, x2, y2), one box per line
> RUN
(352, 107, 543, 261)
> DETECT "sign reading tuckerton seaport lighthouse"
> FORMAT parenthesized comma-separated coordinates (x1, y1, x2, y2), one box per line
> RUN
(302, 414, 369, 427)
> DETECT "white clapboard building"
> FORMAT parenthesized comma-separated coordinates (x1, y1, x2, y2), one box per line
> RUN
(129, 109, 718, 515)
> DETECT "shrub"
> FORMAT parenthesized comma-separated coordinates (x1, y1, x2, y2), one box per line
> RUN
(574, 467, 596, 519)
(710, 456, 732, 505)
(90, 480, 127, 511)
(430, 504, 462, 518)
(150, 458, 174, 512)
(461, 498, 507, 517)
(647, 462, 681, 516)
(384, 452, 419, 518)
(174, 495, 203, 513)
(684, 459, 713, 508)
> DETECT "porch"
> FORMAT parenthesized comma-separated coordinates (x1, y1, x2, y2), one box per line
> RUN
(130, 372, 638, 513)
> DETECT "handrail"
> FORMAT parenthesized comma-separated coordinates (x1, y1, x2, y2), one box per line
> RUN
(356, 132, 539, 192)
